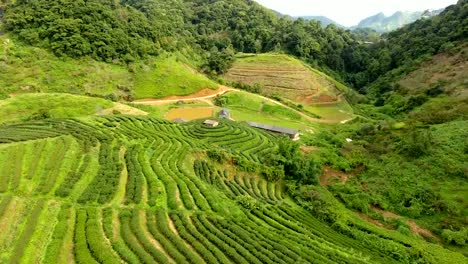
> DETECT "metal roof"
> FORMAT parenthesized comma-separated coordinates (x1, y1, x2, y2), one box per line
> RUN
(246, 121, 299, 136)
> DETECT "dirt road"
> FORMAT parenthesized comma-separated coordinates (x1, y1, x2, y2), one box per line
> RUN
(133, 86, 232, 105)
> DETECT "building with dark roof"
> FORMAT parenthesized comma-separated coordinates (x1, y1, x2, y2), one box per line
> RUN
(219, 108, 231, 119)
(247, 121, 300, 140)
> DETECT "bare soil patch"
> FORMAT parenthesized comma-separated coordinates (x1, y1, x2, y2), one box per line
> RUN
(319, 166, 353, 187)
(370, 206, 441, 241)
(296, 94, 339, 104)
(97, 103, 148, 116)
(300, 145, 318, 155)
(166, 107, 214, 121)
(356, 212, 388, 228)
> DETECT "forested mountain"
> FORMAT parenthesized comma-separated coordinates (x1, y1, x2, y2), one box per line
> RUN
(2, 0, 361, 76)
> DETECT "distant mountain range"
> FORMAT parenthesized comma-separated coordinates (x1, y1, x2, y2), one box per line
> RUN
(293, 9, 444, 32)
(352, 9, 444, 32)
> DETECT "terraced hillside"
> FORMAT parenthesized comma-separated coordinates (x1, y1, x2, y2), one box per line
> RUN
(224, 53, 343, 104)
(0, 117, 465, 263)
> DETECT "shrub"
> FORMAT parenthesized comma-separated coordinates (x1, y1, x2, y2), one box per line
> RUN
(441, 228, 468, 246)
(207, 149, 230, 163)
(397, 129, 432, 158)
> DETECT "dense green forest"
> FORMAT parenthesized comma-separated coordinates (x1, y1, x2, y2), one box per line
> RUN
(0, 0, 467, 261)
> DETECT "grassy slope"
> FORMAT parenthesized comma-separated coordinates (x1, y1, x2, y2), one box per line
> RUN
(0, 93, 146, 124)
(219, 90, 315, 130)
(0, 35, 217, 100)
(0, 35, 133, 96)
(397, 45, 467, 97)
(133, 56, 218, 99)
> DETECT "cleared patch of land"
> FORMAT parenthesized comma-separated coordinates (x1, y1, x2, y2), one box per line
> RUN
(134, 85, 231, 105)
(398, 45, 468, 97)
(166, 107, 214, 121)
(96, 103, 148, 116)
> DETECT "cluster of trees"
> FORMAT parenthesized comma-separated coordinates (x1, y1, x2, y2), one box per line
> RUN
(262, 138, 321, 185)
(4, 0, 162, 62)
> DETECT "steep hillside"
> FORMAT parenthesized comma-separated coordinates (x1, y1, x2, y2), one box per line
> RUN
(0, 115, 466, 263)
(316, 8, 467, 249)
(225, 54, 343, 103)
(224, 53, 356, 122)
(397, 45, 467, 97)
(346, 0, 467, 90)
(2, 0, 365, 78)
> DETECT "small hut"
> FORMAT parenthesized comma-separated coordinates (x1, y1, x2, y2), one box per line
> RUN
(219, 109, 231, 119)
(203, 120, 219, 127)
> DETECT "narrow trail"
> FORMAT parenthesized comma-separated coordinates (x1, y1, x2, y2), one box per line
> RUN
(133, 86, 232, 106)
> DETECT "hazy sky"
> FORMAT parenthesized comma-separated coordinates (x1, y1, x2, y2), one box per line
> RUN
(253, 0, 458, 26)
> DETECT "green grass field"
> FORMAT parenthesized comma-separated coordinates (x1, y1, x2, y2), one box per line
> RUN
(216, 91, 315, 129)
(0, 35, 133, 97)
(305, 101, 355, 123)
(0, 116, 465, 263)
(0, 94, 114, 124)
(0, 35, 217, 100)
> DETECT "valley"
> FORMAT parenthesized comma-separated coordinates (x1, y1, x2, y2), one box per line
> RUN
(0, 0, 466, 263)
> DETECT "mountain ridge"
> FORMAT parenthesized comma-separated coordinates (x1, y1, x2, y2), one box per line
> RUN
(353, 9, 444, 32)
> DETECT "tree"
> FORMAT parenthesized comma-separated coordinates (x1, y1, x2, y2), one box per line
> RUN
(398, 129, 433, 158)
(204, 46, 235, 74)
